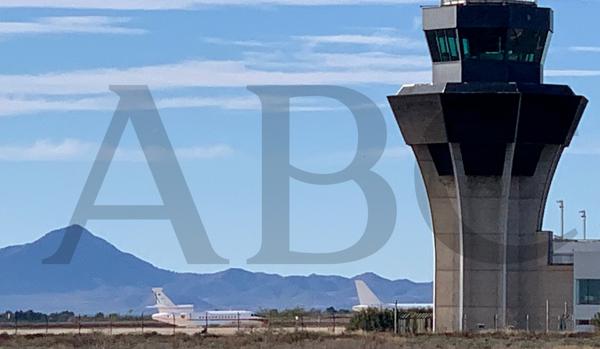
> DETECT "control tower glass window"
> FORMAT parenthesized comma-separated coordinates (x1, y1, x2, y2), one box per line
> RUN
(457, 28, 549, 63)
(506, 29, 548, 63)
(460, 28, 506, 61)
(426, 29, 460, 62)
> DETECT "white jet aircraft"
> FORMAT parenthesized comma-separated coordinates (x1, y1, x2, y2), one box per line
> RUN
(149, 288, 266, 327)
(352, 280, 432, 312)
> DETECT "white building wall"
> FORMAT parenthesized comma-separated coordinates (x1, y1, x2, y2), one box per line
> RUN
(574, 251, 600, 332)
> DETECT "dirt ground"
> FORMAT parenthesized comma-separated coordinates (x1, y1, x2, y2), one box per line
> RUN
(2, 331, 600, 349)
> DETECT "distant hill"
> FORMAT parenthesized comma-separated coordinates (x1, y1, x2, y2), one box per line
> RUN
(0, 225, 432, 314)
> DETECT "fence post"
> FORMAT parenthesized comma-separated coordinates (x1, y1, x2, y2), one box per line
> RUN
(172, 313, 176, 335)
(205, 312, 208, 334)
(545, 299, 549, 334)
(394, 301, 398, 335)
(494, 314, 498, 331)
(332, 312, 336, 334)
(45, 314, 49, 335)
(141, 312, 144, 334)
(14, 311, 17, 336)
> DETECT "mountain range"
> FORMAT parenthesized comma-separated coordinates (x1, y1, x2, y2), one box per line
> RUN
(0, 225, 432, 314)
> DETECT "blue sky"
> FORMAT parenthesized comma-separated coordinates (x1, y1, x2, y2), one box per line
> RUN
(0, 0, 599, 282)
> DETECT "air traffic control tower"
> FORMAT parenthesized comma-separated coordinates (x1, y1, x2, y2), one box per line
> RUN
(388, 0, 588, 332)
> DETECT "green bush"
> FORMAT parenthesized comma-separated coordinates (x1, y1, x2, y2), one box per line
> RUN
(347, 308, 394, 332)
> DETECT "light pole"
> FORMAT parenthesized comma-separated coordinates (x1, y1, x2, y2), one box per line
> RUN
(579, 210, 587, 240)
(557, 200, 565, 239)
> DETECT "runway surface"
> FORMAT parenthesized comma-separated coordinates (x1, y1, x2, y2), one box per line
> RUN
(1, 326, 346, 336)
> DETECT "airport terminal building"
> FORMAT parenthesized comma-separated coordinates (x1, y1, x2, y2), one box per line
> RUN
(552, 239, 600, 332)
(388, 0, 596, 332)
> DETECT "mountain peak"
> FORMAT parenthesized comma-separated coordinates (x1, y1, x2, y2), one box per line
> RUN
(34, 224, 103, 245)
(0, 226, 432, 314)
(0, 225, 175, 295)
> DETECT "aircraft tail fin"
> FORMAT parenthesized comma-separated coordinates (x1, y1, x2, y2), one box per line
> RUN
(149, 288, 194, 314)
(152, 288, 176, 309)
(355, 280, 382, 306)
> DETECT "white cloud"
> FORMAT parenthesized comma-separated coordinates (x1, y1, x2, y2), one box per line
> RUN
(296, 34, 423, 48)
(0, 16, 145, 36)
(0, 95, 262, 116)
(156, 96, 260, 110)
(0, 139, 94, 161)
(0, 94, 376, 116)
(111, 144, 235, 161)
(0, 139, 234, 161)
(0, 0, 432, 10)
(310, 52, 430, 69)
(0, 96, 116, 116)
(176, 145, 235, 159)
(202, 37, 272, 48)
(0, 27, 432, 116)
(569, 46, 600, 53)
(0, 60, 430, 96)
(546, 69, 600, 77)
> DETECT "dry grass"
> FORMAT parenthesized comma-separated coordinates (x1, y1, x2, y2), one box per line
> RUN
(3, 331, 600, 349)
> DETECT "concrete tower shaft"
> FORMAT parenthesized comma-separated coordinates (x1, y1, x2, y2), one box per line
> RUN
(388, 1, 587, 332)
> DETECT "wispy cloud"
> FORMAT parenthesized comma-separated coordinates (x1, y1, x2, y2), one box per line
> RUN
(569, 46, 600, 53)
(156, 96, 260, 110)
(0, 0, 433, 10)
(202, 37, 272, 48)
(0, 95, 259, 116)
(0, 96, 115, 116)
(175, 145, 234, 159)
(0, 16, 145, 36)
(0, 60, 430, 96)
(0, 94, 382, 116)
(295, 34, 423, 48)
(546, 69, 600, 77)
(112, 144, 235, 161)
(310, 52, 430, 69)
(0, 23, 433, 116)
(0, 139, 234, 162)
(0, 139, 94, 161)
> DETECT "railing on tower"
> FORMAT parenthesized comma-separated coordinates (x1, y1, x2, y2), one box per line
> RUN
(441, 0, 537, 5)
